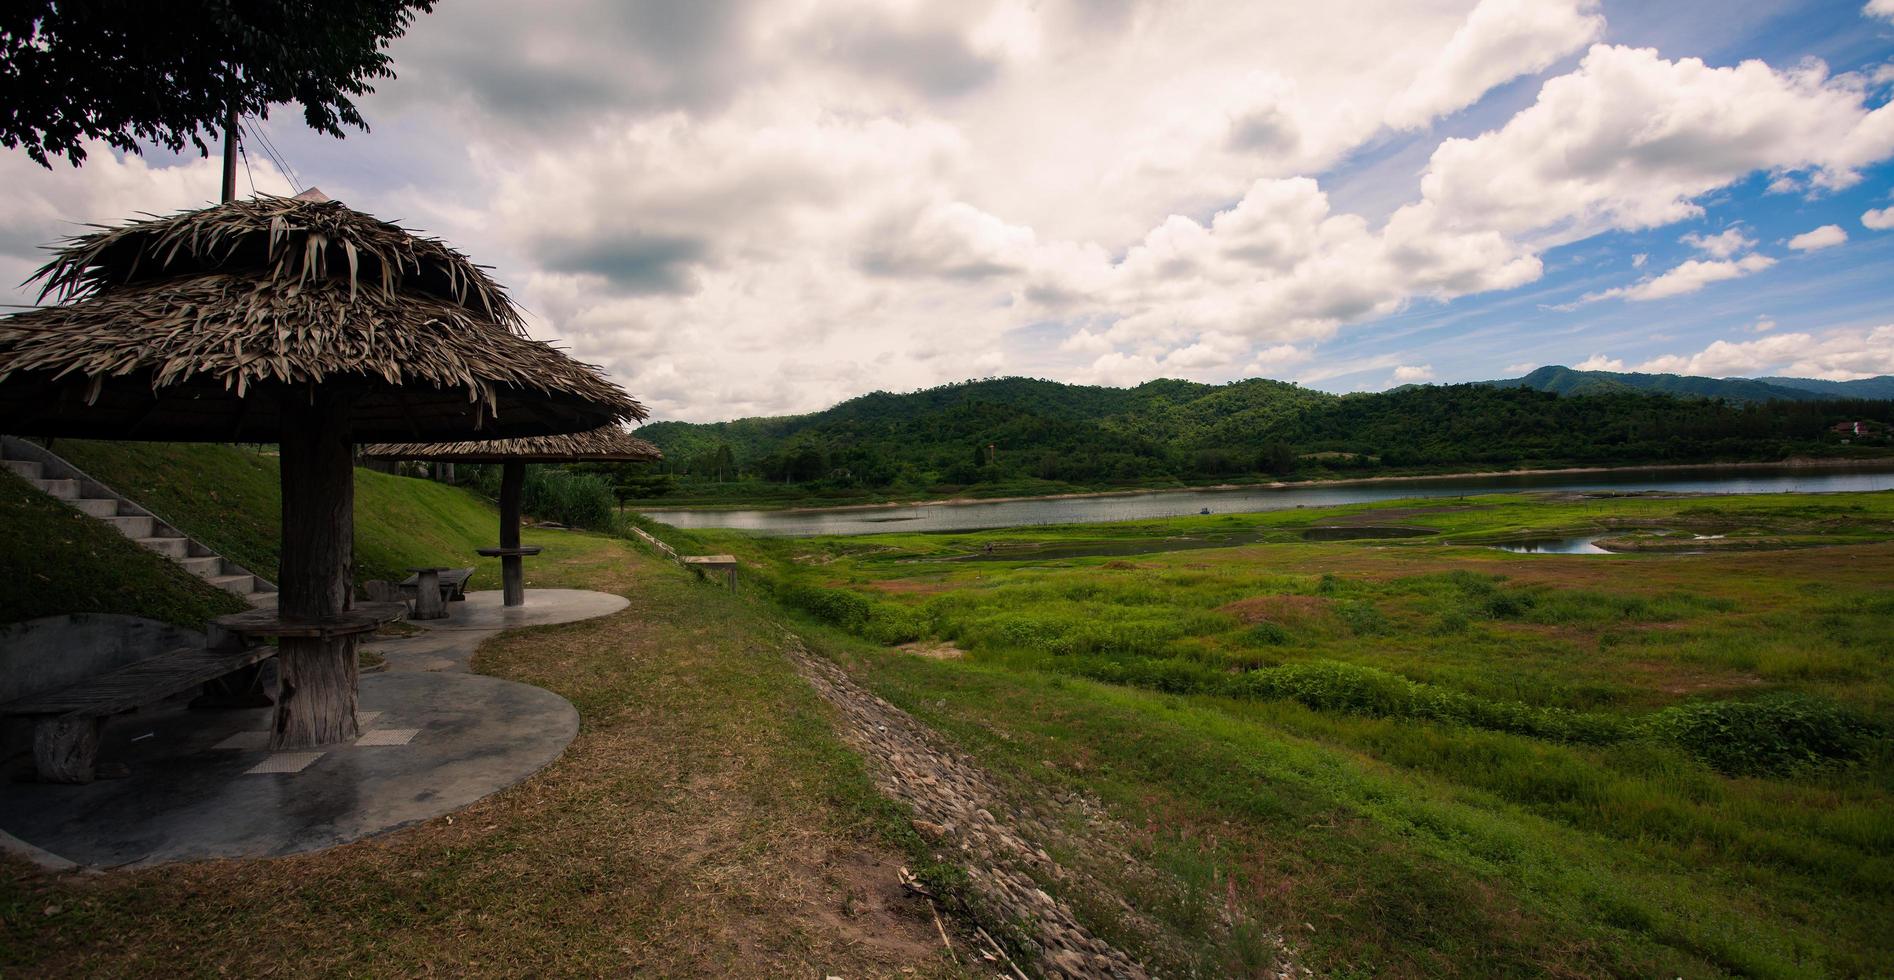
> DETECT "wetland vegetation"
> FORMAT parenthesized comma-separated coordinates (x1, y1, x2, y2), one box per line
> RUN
(643, 489, 1894, 976)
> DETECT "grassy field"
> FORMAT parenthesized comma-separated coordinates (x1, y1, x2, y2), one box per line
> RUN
(647, 489, 1894, 976)
(8, 442, 1890, 975)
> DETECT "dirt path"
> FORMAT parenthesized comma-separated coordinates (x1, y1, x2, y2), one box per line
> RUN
(783, 630, 1144, 978)
(782, 629, 1304, 979)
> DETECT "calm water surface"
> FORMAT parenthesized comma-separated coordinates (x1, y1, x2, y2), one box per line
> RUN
(642, 465, 1894, 537)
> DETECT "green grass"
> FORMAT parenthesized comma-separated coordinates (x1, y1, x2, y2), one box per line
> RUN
(49, 440, 593, 588)
(0, 470, 246, 627)
(644, 489, 1894, 976)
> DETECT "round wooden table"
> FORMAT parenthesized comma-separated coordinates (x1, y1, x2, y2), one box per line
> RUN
(211, 601, 410, 639)
(476, 546, 543, 607)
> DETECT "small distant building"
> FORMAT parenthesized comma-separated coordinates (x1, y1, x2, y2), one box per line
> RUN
(1832, 420, 1886, 438)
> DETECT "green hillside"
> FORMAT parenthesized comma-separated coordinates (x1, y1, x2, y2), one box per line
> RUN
(633, 375, 1894, 500)
(1759, 374, 1894, 399)
(0, 469, 246, 627)
(49, 441, 509, 585)
(1487, 364, 1885, 403)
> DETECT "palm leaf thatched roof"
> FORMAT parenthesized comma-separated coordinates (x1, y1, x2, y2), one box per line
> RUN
(0, 191, 645, 442)
(362, 425, 661, 463)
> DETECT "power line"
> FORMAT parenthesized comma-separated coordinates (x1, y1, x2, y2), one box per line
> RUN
(243, 120, 302, 193)
(238, 140, 258, 196)
(240, 121, 287, 188)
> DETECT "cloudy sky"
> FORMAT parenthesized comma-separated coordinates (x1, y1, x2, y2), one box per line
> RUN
(5, 0, 1894, 422)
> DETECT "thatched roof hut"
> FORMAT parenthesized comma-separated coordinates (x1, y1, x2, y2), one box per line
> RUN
(0, 190, 644, 441)
(361, 425, 661, 463)
(0, 191, 650, 751)
(363, 425, 661, 607)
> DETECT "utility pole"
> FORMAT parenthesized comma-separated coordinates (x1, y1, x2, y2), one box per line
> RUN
(220, 100, 239, 203)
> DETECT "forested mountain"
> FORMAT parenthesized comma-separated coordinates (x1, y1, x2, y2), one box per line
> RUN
(633, 376, 1894, 495)
(1757, 375, 1894, 399)
(1487, 365, 1894, 403)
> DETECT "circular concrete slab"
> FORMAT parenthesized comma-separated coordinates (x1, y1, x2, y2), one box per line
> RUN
(0, 672, 578, 867)
(409, 589, 628, 632)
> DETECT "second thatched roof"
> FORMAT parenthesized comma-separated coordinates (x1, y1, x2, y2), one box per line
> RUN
(362, 425, 662, 463)
(0, 191, 645, 442)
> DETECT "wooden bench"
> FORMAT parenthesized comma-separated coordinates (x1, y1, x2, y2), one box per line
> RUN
(682, 554, 739, 591)
(398, 567, 474, 604)
(1, 642, 274, 783)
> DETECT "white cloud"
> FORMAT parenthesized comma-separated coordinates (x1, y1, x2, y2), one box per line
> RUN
(1417, 45, 1894, 242)
(1787, 224, 1848, 250)
(1505, 361, 1540, 374)
(1632, 326, 1894, 379)
(1680, 226, 1755, 258)
(1391, 364, 1435, 383)
(10, 6, 1894, 421)
(1574, 354, 1626, 371)
(1868, 0, 1894, 23)
(1584, 253, 1775, 303)
(1862, 206, 1894, 230)
(1632, 252, 1648, 267)
(1752, 317, 1777, 333)
(0, 143, 291, 302)
(1384, 0, 1603, 128)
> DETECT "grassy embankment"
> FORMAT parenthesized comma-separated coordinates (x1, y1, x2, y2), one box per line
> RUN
(644, 490, 1894, 977)
(0, 469, 247, 626)
(52, 440, 590, 589)
(2, 456, 965, 977)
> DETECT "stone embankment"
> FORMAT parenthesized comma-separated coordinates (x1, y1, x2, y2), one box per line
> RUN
(782, 629, 1304, 979)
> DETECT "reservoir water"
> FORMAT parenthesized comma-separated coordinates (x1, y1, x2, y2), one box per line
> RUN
(641, 464, 1894, 537)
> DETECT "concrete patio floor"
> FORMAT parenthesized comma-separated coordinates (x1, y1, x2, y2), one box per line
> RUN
(405, 588, 628, 633)
(1, 589, 628, 868)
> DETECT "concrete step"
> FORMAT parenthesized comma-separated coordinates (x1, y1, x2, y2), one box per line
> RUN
(35, 478, 79, 499)
(135, 536, 190, 559)
(107, 515, 156, 538)
(206, 574, 257, 595)
(3, 458, 42, 479)
(71, 497, 120, 518)
(179, 555, 224, 578)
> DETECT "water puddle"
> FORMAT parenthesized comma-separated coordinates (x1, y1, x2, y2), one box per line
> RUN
(1488, 535, 1613, 554)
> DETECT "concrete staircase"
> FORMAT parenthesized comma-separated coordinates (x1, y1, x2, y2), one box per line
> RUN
(2, 436, 277, 605)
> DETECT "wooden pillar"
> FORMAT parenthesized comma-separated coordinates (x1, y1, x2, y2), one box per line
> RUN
(271, 387, 361, 749)
(499, 460, 525, 607)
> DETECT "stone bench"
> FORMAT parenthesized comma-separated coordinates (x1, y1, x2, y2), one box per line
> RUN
(399, 567, 474, 603)
(0, 640, 274, 783)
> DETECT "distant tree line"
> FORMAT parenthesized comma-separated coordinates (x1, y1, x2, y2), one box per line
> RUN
(624, 378, 1894, 497)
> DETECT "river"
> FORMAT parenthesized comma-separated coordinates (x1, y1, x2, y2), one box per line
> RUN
(640, 463, 1894, 537)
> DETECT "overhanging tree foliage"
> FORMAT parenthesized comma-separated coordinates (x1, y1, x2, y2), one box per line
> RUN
(1, 0, 435, 167)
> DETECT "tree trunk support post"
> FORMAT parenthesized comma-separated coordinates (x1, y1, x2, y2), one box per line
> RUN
(270, 387, 361, 750)
(499, 460, 525, 607)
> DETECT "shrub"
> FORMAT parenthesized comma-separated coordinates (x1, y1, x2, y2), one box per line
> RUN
(1640, 694, 1876, 776)
(774, 582, 873, 630)
(521, 467, 615, 530)
(1336, 601, 1392, 635)
(1245, 622, 1292, 646)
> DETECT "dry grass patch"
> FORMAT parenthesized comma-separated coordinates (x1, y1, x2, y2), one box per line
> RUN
(2, 541, 959, 979)
(1218, 594, 1334, 629)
